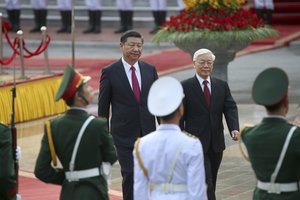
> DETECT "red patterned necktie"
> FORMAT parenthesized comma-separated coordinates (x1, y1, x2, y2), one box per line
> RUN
(131, 66, 141, 104)
(203, 80, 211, 106)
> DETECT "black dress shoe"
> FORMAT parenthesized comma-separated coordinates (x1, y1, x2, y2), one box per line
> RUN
(30, 27, 40, 33)
(93, 26, 101, 34)
(83, 26, 94, 34)
(57, 27, 71, 34)
(57, 27, 67, 33)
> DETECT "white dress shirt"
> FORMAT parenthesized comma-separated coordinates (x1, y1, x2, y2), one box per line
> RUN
(196, 74, 211, 93)
(122, 57, 142, 90)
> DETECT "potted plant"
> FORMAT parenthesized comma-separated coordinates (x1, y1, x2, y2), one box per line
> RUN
(152, 0, 278, 81)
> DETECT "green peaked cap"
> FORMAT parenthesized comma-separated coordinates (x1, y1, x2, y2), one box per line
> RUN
(252, 67, 289, 106)
(55, 65, 90, 101)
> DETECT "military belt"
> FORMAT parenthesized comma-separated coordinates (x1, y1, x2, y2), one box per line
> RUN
(66, 167, 100, 182)
(150, 183, 187, 193)
(257, 180, 300, 193)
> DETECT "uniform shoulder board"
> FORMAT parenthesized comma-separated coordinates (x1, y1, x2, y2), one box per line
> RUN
(240, 124, 254, 134)
(292, 116, 300, 128)
(96, 116, 107, 122)
(182, 131, 198, 139)
(0, 121, 8, 128)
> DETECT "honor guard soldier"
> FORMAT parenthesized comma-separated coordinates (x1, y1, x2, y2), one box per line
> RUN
(114, 0, 133, 33)
(149, 0, 167, 34)
(177, 0, 185, 12)
(241, 67, 300, 199)
(133, 77, 207, 200)
(30, 0, 48, 33)
(34, 65, 117, 200)
(56, 0, 72, 33)
(5, 0, 21, 32)
(0, 123, 21, 200)
(254, 0, 274, 24)
(83, 0, 102, 34)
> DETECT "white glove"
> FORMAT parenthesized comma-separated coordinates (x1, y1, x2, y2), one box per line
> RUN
(101, 162, 112, 187)
(16, 193, 21, 200)
(16, 146, 21, 161)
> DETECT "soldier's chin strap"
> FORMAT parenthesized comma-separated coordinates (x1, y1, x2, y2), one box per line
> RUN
(78, 92, 89, 106)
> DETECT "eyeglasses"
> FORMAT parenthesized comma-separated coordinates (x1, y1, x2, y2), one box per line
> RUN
(195, 60, 214, 66)
(124, 42, 143, 49)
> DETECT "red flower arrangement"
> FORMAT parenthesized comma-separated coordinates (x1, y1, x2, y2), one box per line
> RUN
(166, 7, 264, 32)
(152, 0, 277, 45)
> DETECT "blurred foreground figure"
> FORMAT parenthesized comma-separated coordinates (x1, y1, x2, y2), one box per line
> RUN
(241, 67, 300, 200)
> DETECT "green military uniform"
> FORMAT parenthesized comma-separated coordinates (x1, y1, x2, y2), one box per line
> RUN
(34, 65, 118, 200)
(241, 68, 300, 200)
(0, 123, 17, 200)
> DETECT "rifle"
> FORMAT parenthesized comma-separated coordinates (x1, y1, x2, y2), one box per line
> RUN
(10, 61, 19, 193)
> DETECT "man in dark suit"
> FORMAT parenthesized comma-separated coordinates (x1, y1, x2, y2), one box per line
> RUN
(181, 48, 240, 200)
(98, 30, 158, 200)
(35, 65, 117, 200)
(241, 67, 300, 200)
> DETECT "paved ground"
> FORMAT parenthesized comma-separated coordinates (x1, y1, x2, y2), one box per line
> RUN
(3, 24, 300, 200)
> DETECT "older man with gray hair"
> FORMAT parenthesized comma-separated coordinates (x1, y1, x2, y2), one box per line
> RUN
(181, 48, 240, 200)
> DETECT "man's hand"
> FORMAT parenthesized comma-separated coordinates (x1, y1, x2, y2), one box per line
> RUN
(16, 193, 21, 200)
(231, 130, 240, 141)
(16, 146, 21, 161)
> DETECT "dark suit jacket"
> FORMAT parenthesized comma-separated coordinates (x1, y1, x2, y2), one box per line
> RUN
(34, 109, 117, 200)
(181, 75, 239, 153)
(98, 59, 158, 147)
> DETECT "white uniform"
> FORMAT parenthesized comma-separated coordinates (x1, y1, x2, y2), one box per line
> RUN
(5, 0, 20, 9)
(255, 0, 274, 10)
(133, 124, 207, 200)
(149, 0, 167, 10)
(57, 0, 72, 10)
(85, 0, 102, 10)
(30, 0, 47, 9)
(116, 0, 132, 10)
(177, 0, 185, 10)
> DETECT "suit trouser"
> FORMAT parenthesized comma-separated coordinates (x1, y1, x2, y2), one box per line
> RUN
(116, 146, 134, 200)
(204, 148, 223, 200)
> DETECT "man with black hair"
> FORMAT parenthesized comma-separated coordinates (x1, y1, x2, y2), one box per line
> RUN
(98, 30, 158, 200)
(35, 65, 117, 200)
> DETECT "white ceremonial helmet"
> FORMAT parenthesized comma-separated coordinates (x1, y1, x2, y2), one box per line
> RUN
(147, 76, 185, 117)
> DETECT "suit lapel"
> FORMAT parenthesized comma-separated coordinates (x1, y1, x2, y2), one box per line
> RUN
(210, 78, 217, 108)
(139, 62, 150, 101)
